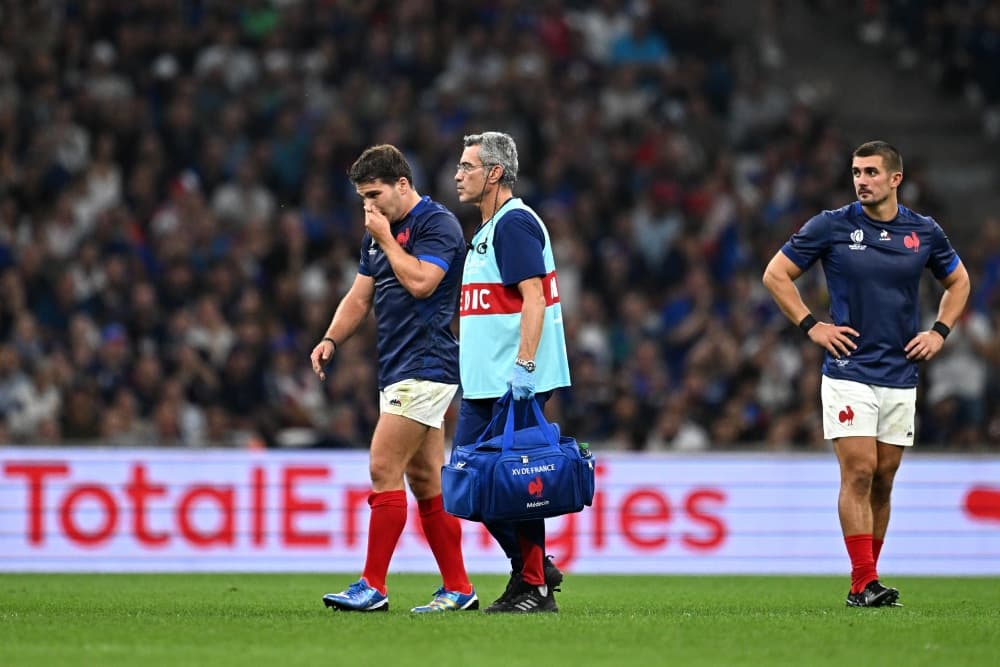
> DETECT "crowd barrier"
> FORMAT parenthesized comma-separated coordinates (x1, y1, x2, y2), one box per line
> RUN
(1, 448, 997, 575)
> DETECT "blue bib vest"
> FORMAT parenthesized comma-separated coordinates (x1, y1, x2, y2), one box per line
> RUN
(459, 198, 571, 399)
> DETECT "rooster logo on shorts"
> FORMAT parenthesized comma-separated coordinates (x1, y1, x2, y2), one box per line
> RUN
(838, 405, 855, 426)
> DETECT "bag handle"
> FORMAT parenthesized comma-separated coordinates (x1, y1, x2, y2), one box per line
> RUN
(500, 395, 559, 452)
(470, 391, 514, 446)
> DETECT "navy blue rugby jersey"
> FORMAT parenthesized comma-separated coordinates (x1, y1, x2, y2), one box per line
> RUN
(358, 196, 466, 389)
(781, 202, 960, 388)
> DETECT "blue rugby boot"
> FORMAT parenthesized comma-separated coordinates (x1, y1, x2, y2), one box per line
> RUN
(410, 586, 479, 613)
(322, 578, 389, 612)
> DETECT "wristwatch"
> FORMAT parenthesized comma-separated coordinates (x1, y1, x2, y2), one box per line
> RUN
(515, 358, 536, 373)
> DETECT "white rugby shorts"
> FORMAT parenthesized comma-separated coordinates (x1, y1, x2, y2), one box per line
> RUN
(820, 376, 916, 446)
(379, 379, 458, 428)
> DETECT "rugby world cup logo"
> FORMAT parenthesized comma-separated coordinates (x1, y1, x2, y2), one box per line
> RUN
(849, 229, 866, 250)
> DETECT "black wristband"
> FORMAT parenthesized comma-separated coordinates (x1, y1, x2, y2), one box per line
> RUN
(931, 321, 951, 340)
(322, 336, 338, 351)
(798, 314, 818, 336)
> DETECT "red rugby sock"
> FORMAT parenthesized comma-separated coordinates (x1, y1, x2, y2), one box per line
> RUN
(845, 533, 878, 593)
(361, 490, 408, 594)
(518, 531, 546, 587)
(872, 537, 884, 567)
(418, 494, 472, 594)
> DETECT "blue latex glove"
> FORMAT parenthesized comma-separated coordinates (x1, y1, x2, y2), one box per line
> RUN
(508, 363, 536, 400)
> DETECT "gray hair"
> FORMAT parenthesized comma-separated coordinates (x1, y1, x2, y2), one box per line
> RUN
(463, 131, 518, 186)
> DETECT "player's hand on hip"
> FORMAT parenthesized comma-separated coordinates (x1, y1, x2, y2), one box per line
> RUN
(809, 322, 859, 358)
(508, 364, 536, 400)
(905, 330, 945, 361)
(310, 339, 336, 381)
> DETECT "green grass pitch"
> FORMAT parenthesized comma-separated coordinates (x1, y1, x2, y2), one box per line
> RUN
(2, 574, 997, 666)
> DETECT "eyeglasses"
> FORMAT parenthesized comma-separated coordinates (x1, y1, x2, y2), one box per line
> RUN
(455, 162, 494, 174)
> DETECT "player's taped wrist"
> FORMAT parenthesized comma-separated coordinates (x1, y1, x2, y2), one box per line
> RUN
(798, 314, 818, 336)
(931, 321, 950, 340)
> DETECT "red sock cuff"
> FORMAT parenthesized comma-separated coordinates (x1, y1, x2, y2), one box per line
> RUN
(369, 489, 407, 508)
(417, 494, 444, 515)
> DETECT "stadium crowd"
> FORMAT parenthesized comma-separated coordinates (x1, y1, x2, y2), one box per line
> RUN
(851, 0, 1000, 140)
(0, 0, 998, 451)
